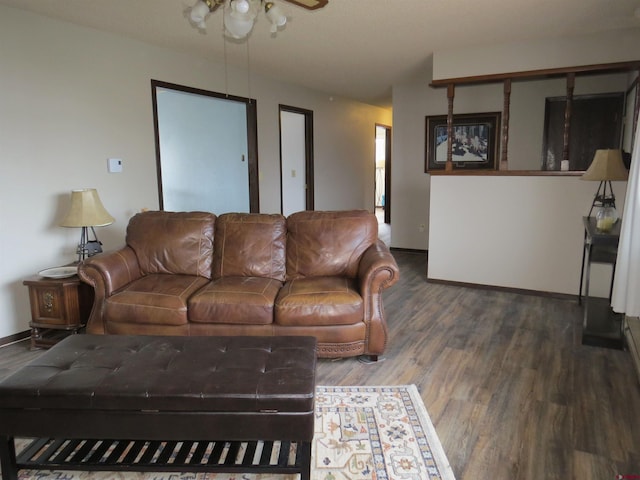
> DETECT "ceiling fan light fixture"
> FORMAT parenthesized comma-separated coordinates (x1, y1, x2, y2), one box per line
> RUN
(186, 0, 325, 40)
(188, 0, 213, 30)
(224, 0, 258, 39)
(265, 2, 287, 33)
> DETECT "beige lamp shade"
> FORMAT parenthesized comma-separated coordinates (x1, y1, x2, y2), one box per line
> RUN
(581, 149, 628, 181)
(60, 189, 114, 227)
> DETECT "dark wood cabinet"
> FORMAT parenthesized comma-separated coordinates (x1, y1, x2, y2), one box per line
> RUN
(23, 275, 93, 349)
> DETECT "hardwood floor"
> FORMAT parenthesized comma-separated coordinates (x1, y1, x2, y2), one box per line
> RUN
(1, 250, 639, 479)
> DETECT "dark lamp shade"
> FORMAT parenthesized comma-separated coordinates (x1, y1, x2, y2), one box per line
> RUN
(60, 189, 114, 228)
(581, 149, 628, 181)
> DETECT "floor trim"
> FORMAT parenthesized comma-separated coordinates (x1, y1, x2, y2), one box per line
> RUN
(0, 331, 30, 348)
(426, 277, 577, 301)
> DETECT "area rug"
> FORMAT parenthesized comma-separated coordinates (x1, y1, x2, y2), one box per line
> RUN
(11, 385, 455, 480)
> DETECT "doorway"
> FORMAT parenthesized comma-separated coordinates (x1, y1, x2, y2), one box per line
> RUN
(279, 105, 314, 216)
(375, 124, 391, 242)
(151, 80, 259, 213)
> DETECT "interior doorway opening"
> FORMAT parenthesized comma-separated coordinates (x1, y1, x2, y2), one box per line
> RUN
(279, 105, 314, 216)
(375, 124, 391, 244)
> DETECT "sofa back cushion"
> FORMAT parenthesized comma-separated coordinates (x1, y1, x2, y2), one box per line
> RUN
(127, 211, 216, 279)
(286, 210, 378, 279)
(213, 213, 287, 281)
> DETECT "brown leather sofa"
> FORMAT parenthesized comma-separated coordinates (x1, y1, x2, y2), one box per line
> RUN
(78, 209, 399, 359)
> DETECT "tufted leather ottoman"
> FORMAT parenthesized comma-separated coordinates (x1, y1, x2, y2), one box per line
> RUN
(0, 334, 317, 480)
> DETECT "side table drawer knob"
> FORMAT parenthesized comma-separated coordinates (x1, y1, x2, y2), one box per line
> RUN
(43, 291, 54, 313)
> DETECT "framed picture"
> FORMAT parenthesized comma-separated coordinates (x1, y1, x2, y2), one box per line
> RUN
(425, 112, 501, 172)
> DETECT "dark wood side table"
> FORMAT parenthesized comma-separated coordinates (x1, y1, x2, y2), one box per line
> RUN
(22, 274, 93, 349)
(578, 216, 624, 349)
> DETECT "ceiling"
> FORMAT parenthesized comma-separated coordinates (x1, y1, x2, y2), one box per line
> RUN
(2, 0, 640, 107)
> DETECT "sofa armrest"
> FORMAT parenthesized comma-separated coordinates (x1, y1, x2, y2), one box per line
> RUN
(78, 246, 142, 334)
(357, 240, 400, 355)
(358, 240, 399, 294)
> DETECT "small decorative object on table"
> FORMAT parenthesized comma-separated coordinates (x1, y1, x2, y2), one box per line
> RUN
(595, 203, 618, 232)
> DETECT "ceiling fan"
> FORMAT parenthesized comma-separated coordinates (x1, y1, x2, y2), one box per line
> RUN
(188, 0, 329, 40)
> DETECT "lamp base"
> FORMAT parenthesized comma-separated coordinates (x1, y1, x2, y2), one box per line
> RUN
(76, 226, 103, 262)
(587, 180, 616, 218)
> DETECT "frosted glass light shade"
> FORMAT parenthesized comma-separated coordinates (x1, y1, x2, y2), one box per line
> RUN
(224, 0, 257, 38)
(189, 0, 211, 29)
(234, 0, 250, 13)
(265, 2, 287, 32)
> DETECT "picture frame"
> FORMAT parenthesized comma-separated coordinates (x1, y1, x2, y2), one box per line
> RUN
(425, 112, 501, 172)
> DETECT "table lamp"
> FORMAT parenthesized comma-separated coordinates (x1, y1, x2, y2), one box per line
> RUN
(60, 189, 114, 261)
(581, 149, 628, 231)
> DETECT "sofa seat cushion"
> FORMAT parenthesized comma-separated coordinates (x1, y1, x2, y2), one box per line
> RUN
(189, 277, 282, 325)
(275, 277, 363, 326)
(105, 274, 209, 326)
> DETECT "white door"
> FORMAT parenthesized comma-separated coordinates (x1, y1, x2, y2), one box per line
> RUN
(280, 110, 307, 216)
(155, 87, 250, 213)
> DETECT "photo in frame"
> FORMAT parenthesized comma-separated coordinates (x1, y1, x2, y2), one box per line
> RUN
(425, 112, 501, 172)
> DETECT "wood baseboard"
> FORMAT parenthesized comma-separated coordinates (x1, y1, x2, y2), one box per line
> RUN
(624, 316, 640, 386)
(426, 277, 576, 301)
(390, 247, 427, 256)
(0, 331, 30, 348)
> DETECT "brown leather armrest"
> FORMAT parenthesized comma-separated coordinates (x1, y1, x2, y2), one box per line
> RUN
(79, 246, 141, 296)
(358, 240, 399, 296)
(78, 246, 142, 334)
(357, 240, 399, 355)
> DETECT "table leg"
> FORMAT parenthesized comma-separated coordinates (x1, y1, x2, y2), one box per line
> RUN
(578, 230, 588, 305)
(299, 441, 312, 480)
(0, 435, 17, 480)
(583, 245, 593, 330)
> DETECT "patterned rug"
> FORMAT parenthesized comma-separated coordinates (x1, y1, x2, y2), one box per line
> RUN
(12, 385, 455, 480)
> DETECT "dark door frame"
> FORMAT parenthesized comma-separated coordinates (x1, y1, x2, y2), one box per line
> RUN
(279, 104, 314, 212)
(151, 79, 260, 212)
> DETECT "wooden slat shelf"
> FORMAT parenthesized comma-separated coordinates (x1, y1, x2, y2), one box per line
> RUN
(16, 437, 308, 476)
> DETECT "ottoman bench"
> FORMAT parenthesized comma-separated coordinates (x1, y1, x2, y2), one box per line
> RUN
(0, 334, 317, 480)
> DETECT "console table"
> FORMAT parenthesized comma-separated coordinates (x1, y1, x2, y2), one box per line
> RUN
(578, 216, 624, 349)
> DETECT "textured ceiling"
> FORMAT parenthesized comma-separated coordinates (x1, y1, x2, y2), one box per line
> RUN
(2, 0, 640, 107)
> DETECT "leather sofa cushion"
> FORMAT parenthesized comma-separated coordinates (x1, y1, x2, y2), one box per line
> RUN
(105, 274, 209, 326)
(127, 211, 215, 279)
(286, 210, 377, 279)
(189, 277, 282, 325)
(275, 277, 363, 326)
(213, 213, 286, 281)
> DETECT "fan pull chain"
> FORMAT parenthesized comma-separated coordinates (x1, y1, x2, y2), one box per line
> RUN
(223, 13, 229, 97)
(246, 38, 252, 103)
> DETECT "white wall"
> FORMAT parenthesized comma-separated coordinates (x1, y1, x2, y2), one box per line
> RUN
(390, 28, 639, 293)
(432, 28, 640, 80)
(428, 176, 627, 297)
(0, 5, 391, 339)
